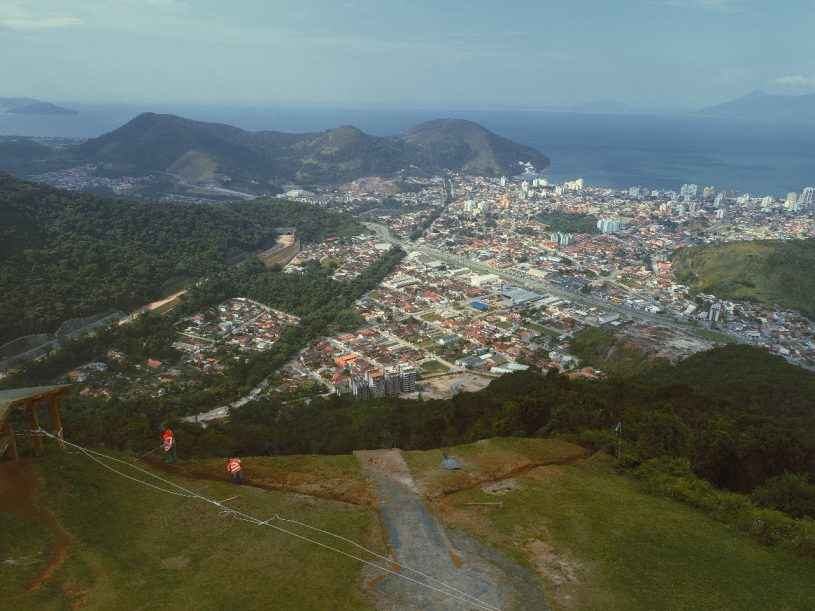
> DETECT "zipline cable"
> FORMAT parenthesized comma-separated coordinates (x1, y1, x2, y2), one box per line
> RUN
(35, 430, 500, 611)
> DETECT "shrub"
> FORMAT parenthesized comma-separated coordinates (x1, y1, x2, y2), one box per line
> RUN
(752, 472, 815, 519)
(633, 458, 815, 557)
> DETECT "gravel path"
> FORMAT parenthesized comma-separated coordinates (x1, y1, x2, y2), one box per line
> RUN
(356, 449, 549, 611)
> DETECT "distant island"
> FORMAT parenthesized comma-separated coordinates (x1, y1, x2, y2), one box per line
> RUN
(0, 97, 77, 115)
(698, 90, 815, 123)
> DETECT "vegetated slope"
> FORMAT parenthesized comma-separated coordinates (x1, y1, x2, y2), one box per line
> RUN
(568, 327, 667, 377)
(0, 175, 362, 343)
(1, 452, 380, 610)
(403, 118, 549, 176)
(55, 339, 812, 498)
(5, 440, 813, 611)
(672, 239, 815, 318)
(72, 113, 549, 184)
(699, 90, 815, 122)
(408, 438, 815, 611)
(0, 139, 67, 175)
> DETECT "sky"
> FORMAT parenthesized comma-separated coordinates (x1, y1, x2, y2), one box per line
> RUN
(2, 0, 815, 110)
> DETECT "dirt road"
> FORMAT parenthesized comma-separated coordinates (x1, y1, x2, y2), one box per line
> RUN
(356, 449, 549, 611)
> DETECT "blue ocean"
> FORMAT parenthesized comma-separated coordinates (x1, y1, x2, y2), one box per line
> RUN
(1, 103, 813, 197)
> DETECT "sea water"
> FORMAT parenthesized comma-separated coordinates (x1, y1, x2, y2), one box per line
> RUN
(1, 103, 813, 197)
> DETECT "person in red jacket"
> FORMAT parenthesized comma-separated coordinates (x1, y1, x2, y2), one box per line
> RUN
(226, 455, 243, 484)
(161, 427, 176, 464)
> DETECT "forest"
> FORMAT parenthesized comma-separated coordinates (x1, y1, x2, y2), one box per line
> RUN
(0, 175, 362, 344)
(537, 211, 599, 234)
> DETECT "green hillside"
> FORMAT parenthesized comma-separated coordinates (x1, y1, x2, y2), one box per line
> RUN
(4, 439, 815, 610)
(407, 439, 815, 611)
(76, 114, 549, 184)
(0, 175, 362, 343)
(1, 453, 380, 611)
(672, 239, 815, 317)
(403, 118, 548, 177)
(1, 114, 549, 187)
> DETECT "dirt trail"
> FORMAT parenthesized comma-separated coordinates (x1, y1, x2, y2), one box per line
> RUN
(0, 460, 73, 591)
(356, 449, 550, 611)
(146, 458, 374, 507)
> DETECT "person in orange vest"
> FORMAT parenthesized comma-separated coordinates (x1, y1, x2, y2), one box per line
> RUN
(161, 427, 176, 464)
(226, 455, 243, 484)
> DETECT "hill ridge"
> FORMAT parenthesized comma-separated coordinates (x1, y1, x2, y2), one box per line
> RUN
(71, 111, 549, 185)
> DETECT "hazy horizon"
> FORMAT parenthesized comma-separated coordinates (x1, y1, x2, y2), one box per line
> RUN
(3, 1, 815, 110)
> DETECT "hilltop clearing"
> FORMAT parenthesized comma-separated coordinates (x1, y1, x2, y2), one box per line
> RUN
(405, 438, 815, 611)
(3, 438, 815, 610)
(1, 451, 382, 611)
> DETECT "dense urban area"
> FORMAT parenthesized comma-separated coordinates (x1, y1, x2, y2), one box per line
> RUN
(5, 165, 815, 418)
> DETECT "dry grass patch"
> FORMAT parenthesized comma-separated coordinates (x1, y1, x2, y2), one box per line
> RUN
(161, 453, 374, 506)
(405, 437, 586, 499)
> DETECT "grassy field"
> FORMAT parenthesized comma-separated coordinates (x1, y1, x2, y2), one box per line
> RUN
(407, 438, 815, 611)
(537, 212, 598, 234)
(688, 325, 737, 344)
(168, 151, 218, 182)
(6, 439, 815, 610)
(419, 359, 449, 376)
(1, 451, 383, 611)
(672, 238, 815, 318)
(166, 453, 374, 506)
(405, 438, 587, 498)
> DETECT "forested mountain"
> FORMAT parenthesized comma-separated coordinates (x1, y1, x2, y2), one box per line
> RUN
(0, 175, 361, 343)
(0, 113, 549, 188)
(672, 239, 815, 318)
(402, 118, 547, 176)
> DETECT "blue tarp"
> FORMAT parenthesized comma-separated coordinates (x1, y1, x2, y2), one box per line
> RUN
(441, 457, 462, 470)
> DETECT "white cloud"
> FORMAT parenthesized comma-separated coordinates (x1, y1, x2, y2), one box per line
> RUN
(657, 0, 746, 11)
(0, 3, 82, 30)
(144, 0, 190, 9)
(775, 74, 815, 88)
(1, 16, 82, 30)
(0, 0, 187, 32)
